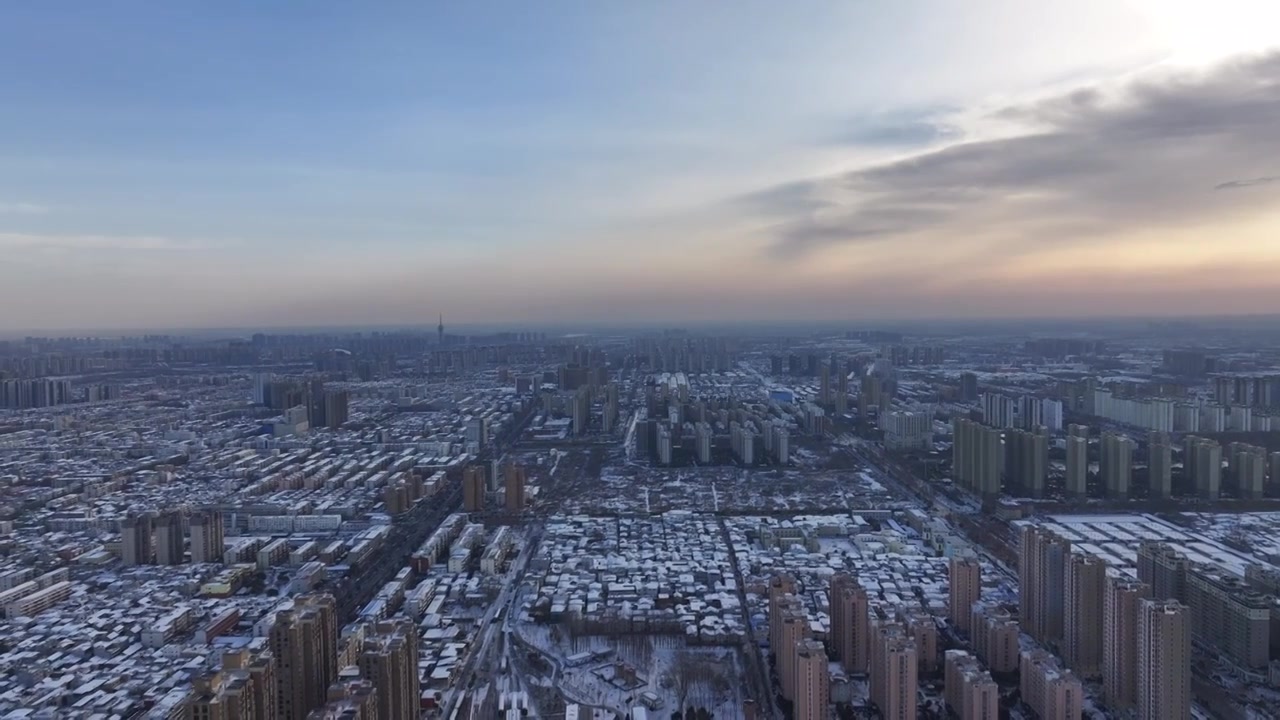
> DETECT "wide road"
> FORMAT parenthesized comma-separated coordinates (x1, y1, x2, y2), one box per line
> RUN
(334, 397, 540, 624)
(335, 482, 464, 623)
(442, 522, 543, 718)
(719, 517, 780, 719)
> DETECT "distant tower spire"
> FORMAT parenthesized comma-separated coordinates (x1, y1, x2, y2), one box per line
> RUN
(438, 313, 444, 345)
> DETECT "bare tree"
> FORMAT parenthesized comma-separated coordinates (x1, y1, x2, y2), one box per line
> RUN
(637, 636, 654, 669)
(669, 654, 694, 711)
(669, 651, 723, 713)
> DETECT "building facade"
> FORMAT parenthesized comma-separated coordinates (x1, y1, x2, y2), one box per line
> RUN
(948, 555, 981, 635)
(1136, 600, 1191, 720)
(1064, 553, 1106, 677)
(1103, 576, 1148, 712)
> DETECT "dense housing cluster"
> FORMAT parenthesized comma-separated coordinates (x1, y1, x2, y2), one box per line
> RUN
(1, 323, 1280, 718)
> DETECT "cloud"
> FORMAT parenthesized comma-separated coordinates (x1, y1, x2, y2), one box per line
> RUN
(0, 202, 49, 214)
(737, 181, 835, 217)
(740, 51, 1280, 256)
(830, 107, 961, 147)
(0, 233, 209, 251)
(1215, 176, 1280, 190)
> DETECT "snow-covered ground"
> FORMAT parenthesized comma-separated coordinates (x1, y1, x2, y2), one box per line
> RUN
(515, 624, 746, 717)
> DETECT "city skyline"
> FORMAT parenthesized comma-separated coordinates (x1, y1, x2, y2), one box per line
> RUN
(2, 2, 1279, 330)
(2, 317, 1279, 716)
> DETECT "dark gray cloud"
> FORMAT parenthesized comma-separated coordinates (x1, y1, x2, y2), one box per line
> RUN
(1216, 176, 1280, 190)
(744, 51, 1280, 256)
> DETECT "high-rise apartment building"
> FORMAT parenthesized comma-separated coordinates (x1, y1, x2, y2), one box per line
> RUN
(887, 344, 945, 366)
(1148, 432, 1172, 498)
(1040, 398, 1065, 432)
(188, 671, 253, 719)
(466, 414, 490, 447)
(602, 382, 619, 433)
(1024, 426, 1049, 497)
(462, 464, 486, 512)
(571, 387, 590, 436)
(0, 378, 74, 409)
(503, 464, 526, 511)
(905, 611, 938, 673)
(1174, 402, 1200, 432)
(1065, 429, 1089, 498)
(944, 650, 998, 720)
(357, 620, 420, 720)
(778, 604, 809, 702)
(1229, 442, 1267, 499)
(1064, 553, 1106, 677)
(860, 375, 886, 418)
(952, 417, 970, 489)
(959, 372, 979, 402)
(948, 555, 981, 634)
(1019, 525, 1070, 644)
(1228, 405, 1253, 432)
(1163, 349, 1208, 376)
(1103, 576, 1149, 712)
(224, 648, 276, 720)
(264, 380, 306, 412)
(1270, 451, 1280, 495)
(307, 679, 378, 719)
(771, 422, 790, 465)
(1136, 600, 1191, 720)
(154, 510, 185, 566)
(970, 603, 1020, 673)
(881, 410, 934, 451)
(1100, 432, 1134, 499)
(1186, 436, 1222, 499)
(1137, 542, 1187, 602)
(1185, 564, 1271, 669)
(309, 389, 349, 430)
(1020, 650, 1084, 720)
(1199, 404, 1227, 433)
(694, 422, 713, 464)
(270, 594, 339, 720)
(818, 362, 832, 406)
(1017, 526, 1038, 638)
(1212, 373, 1280, 407)
(871, 623, 918, 720)
(1090, 389, 1176, 432)
(1005, 427, 1048, 498)
(323, 390, 349, 429)
(190, 510, 225, 564)
(768, 574, 797, 660)
(729, 421, 756, 464)
(657, 423, 674, 465)
(980, 393, 1017, 429)
(1245, 563, 1280, 596)
(188, 647, 277, 720)
(793, 639, 830, 720)
(952, 418, 1003, 498)
(1043, 665, 1084, 720)
(120, 512, 155, 566)
(835, 361, 849, 414)
(1038, 532, 1072, 646)
(829, 573, 870, 674)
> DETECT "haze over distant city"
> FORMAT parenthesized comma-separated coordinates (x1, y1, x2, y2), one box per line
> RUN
(2, 1, 1279, 331)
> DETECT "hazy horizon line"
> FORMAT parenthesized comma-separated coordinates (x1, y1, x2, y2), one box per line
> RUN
(4, 310, 1279, 341)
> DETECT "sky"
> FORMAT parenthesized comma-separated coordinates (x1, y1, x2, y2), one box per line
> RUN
(2, 1, 1279, 331)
